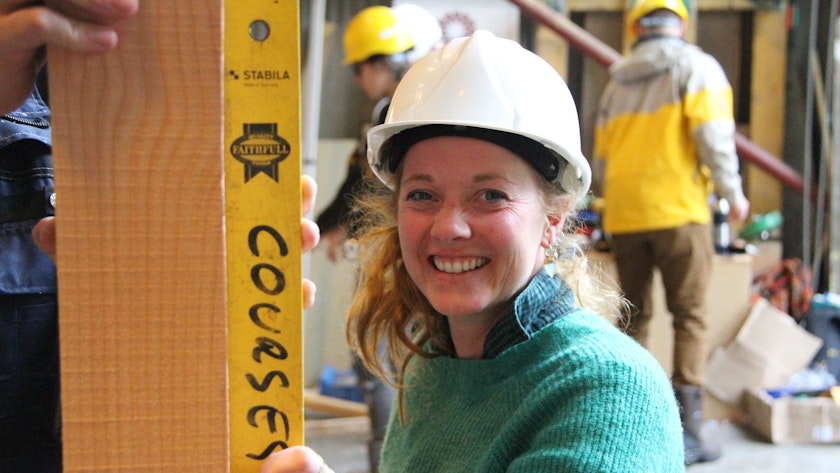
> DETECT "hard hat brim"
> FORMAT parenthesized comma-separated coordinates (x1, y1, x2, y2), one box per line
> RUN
(368, 120, 591, 199)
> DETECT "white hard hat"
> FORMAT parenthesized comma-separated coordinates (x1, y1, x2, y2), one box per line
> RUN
(367, 30, 591, 199)
(392, 3, 444, 64)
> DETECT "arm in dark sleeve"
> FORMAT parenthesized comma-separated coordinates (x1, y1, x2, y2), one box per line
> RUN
(315, 148, 364, 233)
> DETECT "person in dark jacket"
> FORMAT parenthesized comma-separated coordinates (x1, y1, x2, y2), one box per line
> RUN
(316, 5, 428, 262)
(2, 4, 138, 467)
(0, 87, 61, 473)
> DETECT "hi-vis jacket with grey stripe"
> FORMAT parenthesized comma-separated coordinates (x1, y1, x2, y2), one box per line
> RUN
(594, 37, 745, 234)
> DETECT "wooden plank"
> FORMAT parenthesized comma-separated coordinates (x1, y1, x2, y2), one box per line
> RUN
(567, 0, 757, 11)
(567, 0, 624, 12)
(304, 416, 370, 437)
(47, 2, 229, 471)
(534, 0, 570, 78)
(304, 389, 369, 418)
(747, 10, 786, 217)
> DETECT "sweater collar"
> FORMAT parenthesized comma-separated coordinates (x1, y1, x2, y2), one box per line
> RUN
(481, 269, 575, 359)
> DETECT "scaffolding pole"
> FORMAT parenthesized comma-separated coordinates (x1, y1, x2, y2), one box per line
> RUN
(831, 17, 840, 293)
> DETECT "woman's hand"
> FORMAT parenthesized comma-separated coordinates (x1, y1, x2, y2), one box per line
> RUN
(300, 175, 320, 309)
(260, 445, 334, 473)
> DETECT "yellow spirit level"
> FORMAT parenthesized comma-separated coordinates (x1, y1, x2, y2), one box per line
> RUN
(224, 1, 303, 470)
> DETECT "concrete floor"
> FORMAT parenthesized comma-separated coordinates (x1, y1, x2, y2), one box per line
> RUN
(304, 415, 840, 473)
(687, 420, 839, 473)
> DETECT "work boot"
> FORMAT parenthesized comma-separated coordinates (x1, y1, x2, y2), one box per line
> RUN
(674, 385, 721, 465)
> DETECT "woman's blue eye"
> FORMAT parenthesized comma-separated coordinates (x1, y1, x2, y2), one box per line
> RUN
(481, 190, 508, 201)
(407, 190, 434, 201)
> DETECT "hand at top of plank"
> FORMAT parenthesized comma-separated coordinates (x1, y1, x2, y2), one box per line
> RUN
(0, 0, 138, 114)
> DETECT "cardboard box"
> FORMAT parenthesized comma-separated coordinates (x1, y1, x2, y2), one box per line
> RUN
(750, 240, 783, 277)
(744, 388, 840, 444)
(706, 298, 824, 404)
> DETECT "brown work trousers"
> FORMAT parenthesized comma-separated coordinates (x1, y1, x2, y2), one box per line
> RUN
(611, 223, 713, 387)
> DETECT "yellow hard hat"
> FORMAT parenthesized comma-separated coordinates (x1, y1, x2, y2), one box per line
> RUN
(343, 6, 415, 65)
(625, 0, 689, 45)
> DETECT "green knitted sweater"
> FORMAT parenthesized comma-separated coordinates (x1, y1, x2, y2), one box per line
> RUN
(380, 276, 684, 472)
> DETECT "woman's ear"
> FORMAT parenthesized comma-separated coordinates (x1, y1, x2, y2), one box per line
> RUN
(541, 213, 566, 249)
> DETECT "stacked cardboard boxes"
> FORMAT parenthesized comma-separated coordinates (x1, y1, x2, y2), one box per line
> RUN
(706, 298, 840, 444)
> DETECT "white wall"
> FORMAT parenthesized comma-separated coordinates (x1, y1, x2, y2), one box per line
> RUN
(304, 138, 360, 386)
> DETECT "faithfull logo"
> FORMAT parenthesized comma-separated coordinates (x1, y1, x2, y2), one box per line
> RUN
(230, 123, 291, 182)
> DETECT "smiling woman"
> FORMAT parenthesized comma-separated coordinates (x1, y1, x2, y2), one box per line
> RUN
(260, 30, 684, 473)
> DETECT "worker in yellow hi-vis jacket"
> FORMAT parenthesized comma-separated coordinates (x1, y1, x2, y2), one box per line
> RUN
(593, 0, 750, 466)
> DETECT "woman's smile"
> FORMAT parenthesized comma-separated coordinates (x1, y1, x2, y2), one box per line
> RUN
(431, 255, 488, 274)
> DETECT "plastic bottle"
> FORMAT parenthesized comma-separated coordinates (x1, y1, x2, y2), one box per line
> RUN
(712, 197, 730, 253)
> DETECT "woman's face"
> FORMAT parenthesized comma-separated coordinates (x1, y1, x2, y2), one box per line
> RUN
(397, 135, 562, 327)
